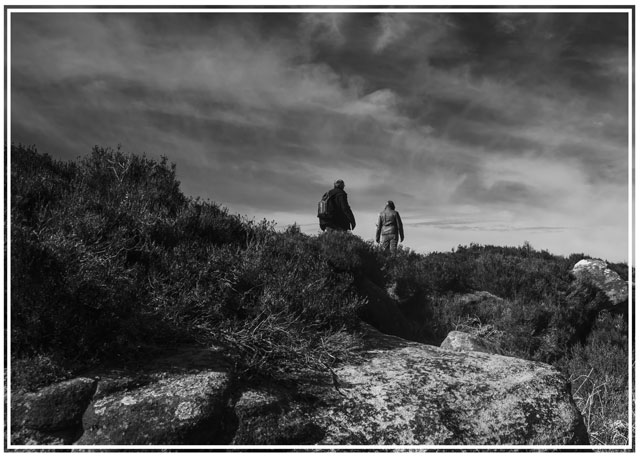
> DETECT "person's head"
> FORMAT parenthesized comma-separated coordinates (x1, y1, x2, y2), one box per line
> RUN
(334, 179, 345, 190)
(386, 200, 395, 210)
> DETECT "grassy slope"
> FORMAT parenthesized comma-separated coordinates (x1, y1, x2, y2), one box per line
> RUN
(9, 144, 630, 444)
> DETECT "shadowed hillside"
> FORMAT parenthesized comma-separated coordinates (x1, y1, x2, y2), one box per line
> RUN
(10, 144, 630, 445)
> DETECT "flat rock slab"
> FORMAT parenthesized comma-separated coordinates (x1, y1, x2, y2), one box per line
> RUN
(232, 330, 589, 446)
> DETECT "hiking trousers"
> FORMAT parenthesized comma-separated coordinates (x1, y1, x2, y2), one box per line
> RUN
(380, 234, 399, 252)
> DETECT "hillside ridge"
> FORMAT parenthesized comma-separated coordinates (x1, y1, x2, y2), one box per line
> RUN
(10, 144, 630, 446)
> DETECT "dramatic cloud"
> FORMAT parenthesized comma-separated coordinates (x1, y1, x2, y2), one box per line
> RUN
(10, 9, 630, 261)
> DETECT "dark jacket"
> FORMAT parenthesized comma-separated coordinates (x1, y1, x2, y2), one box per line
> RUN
(376, 207, 404, 242)
(319, 187, 356, 231)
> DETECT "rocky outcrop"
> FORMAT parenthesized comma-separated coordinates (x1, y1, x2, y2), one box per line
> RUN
(440, 330, 503, 355)
(11, 377, 97, 444)
(572, 259, 628, 306)
(232, 328, 588, 445)
(78, 371, 235, 445)
(10, 329, 589, 446)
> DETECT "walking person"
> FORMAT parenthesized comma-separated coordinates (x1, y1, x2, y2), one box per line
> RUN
(318, 179, 356, 232)
(376, 200, 404, 252)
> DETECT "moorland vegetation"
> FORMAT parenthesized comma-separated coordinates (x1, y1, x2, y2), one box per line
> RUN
(10, 144, 631, 445)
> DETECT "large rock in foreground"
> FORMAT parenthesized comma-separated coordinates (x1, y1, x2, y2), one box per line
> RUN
(11, 331, 589, 446)
(572, 259, 628, 306)
(233, 328, 589, 445)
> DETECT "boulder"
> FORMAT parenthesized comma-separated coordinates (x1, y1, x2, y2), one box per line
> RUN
(440, 330, 502, 355)
(572, 259, 628, 306)
(77, 370, 234, 445)
(232, 328, 589, 445)
(11, 377, 97, 444)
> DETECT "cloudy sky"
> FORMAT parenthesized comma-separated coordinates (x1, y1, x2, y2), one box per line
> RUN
(10, 8, 631, 262)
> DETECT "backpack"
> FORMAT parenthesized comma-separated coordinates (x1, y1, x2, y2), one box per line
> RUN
(317, 191, 334, 219)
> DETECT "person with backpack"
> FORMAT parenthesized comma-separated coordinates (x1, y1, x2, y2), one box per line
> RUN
(318, 179, 356, 232)
(376, 200, 404, 252)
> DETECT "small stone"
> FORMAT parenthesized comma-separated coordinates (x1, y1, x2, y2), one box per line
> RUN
(440, 330, 502, 355)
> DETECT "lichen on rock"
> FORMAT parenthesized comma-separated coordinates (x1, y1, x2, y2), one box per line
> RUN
(11, 377, 97, 444)
(440, 330, 503, 355)
(77, 370, 233, 445)
(572, 259, 628, 306)
(11, 331, 589, 446)
(231, 328, 589, 446)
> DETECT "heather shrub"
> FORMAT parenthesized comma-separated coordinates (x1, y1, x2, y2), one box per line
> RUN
(11, 354, 72, 393)
(457, 244, 573, 302)
(317, 229, 380, 282)
(11, 145, 76, 226)
(215, 228, 368, 378)
(10, 144, 369, 387)
(557, 312, 629, 445)
(11, 145, 187, 367)
(147, 224, 370, 379)
(419, 250, 474, 294)
(380, 247, 432, 297)
(424, 277, 611, 363)
(427, 292, 506, 343)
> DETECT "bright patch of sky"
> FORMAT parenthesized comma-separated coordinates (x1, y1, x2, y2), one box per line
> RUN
(10, 9, 630, 262)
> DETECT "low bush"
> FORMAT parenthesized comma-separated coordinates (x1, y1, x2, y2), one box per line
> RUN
(10, 145, 368, 387)
(11, 354, 72, 393)
(557, 312, 629, 445)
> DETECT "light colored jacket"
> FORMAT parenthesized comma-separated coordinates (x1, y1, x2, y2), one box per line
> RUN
(376, 207, 404, 242)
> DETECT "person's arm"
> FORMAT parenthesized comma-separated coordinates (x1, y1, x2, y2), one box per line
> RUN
(338, 192, 356, 230)
(396, 212, 404, 242)
(376, 214, 382, 242)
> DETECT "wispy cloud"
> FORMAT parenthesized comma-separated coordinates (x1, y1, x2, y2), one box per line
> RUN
(10, 10, 630, 261)
(408, 219, 570, 233)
